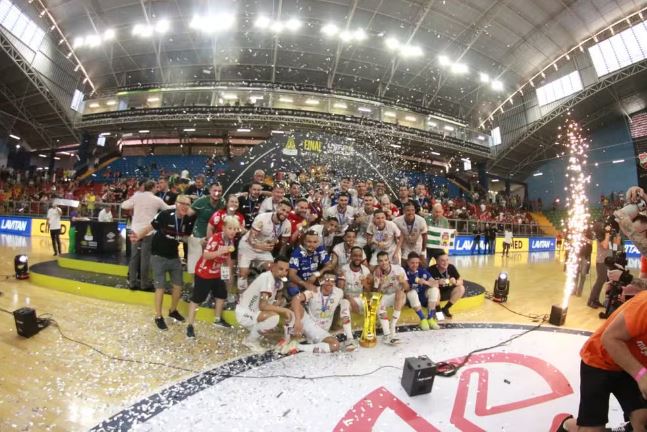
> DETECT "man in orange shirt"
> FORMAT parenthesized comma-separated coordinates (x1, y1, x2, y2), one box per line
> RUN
(560, 268, 647, 431)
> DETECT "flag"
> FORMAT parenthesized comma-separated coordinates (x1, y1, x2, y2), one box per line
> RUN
(426, 227, 456, 249)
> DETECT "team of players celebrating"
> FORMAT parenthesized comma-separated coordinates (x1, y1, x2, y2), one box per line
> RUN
(128, 170, 465, 353)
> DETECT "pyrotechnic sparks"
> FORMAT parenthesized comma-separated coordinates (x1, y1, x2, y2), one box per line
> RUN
(561, 117, 590, 309)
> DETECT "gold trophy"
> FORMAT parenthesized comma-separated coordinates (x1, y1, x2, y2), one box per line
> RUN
(359, 292, 383, 348)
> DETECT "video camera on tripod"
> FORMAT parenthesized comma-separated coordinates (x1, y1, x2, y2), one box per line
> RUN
(599, 252, 629, 319)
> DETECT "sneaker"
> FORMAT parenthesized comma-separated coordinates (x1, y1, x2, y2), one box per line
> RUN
(344, 339, 359, 352)
(213, 318, 233, 329)
(155, 317, 168, 331)
(419, 319, 430, 331)
(382, 334, 400, 345)
(276, 338, 301, 355)
(427, 318, 440, 330)
(186, 324, 196, 338)
(242, 337, 266, 354)
(168, 309, 185, 322)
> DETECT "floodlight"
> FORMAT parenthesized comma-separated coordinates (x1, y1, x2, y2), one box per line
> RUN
(155, 19, 170, 34)
(438, 55, 451, 66)
(255, 16, 271, 29)
(450, 63, 468, 74)
(286, 18, 302, 31)
(444, 125, 455, 131)
(103, 29, 116, 40)
(385, 37, 400, 50)
(479, 72, 490, 83)
(491, 80, 504, 91)
(85, 34, 102, 47)
(73, 36, 85, 48)
(339, 30, 353, 42)
(492, 272, 509, 302)
(14, 255, 29, 280)
(270, 21, 284, 33)
(353, 29, 367, 41)
(321, 23, 338, 37)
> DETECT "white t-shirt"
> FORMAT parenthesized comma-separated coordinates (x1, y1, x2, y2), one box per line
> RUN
(303, 286, 344, 331)
(324, 205, 356, 232)
(310, 224, 336, 250)
(504, 230, 513, 243)
(393, 215, 428, 252)
(367, 220, 401, 257)
(373, 264, 407, 295)
(242, 212, 292, 245)
(332, 242, 366, 272)
(259, 197, 279, 213)
(239, 271, 282, 313)
(47, 207, 61, 230)
(340, 263, 370, 297)
(98, 208, 113, 222)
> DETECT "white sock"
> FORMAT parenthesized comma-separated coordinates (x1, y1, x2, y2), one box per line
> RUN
(390, 310, 401, 336)
(380, 318, 390, 336)
(299, 342, 331, 353)
(340, 299, 354, 340)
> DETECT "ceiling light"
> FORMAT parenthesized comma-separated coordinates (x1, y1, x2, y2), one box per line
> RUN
(73, 36, 84, 48)
(444, 125, 455, 131)
(271, 130, 285, 134)
(321, 23, 338, 37)
(405, 115, 417, 122)
(146, 96, 160, 102)
(53, 157, 61, 160)
(491, 80, 504, 91)
(339, 30, 353, 42)
(99, 132, 111, 136)
(85, 34, 102, 47)
(491, 179, 500, 182)
(390, 144, 401, 149)
(384, 111, 396, 118)
(138, 130, 150, 133)
(438, 55, 451, 66)
(255, 16, 271, 29)
(450, 63, 468, 74)
(237, 128, 251, 132)
(305, 98, 319, 105)
(533, 172, 543, 176)
(479, 72, 490, 83)
(9, 134, 20, 140)
(183, 128, 196, 132)
(155, 19, 171, 34)
(15, 144, 20, 149)
(385, 37, 400, 50)
(270, 21, 284, 33)
(132, 23, 153, 37)
(358, 107, 372, 113)
(286, 18, 302, 31)
(279, 96, 294, 103)
(89, 102, 100, 108)
(401, 45, 423, 57)
(353, 29, 367, 41)
(191, 14, 236, 32)
(249, 95, 263, 102)
(333, 102, 348, 109)
(222, 93, 238, 100)
(477, 135, 486, 141)
(103, 29, 116, 40)
(106, 100, 117, 106)
(428, 121, 438, 127)
(38, 154, 47, 158)
(431, 151, 440, 156)
(612, 159, 625, 164)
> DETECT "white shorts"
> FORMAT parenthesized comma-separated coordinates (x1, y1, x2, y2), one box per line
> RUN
(187, 235, 204, 274)
(301, 314, 330, 344)
(235, 306, 260, 328)
(380, 292, 396, 309)
(348, 295, 365, 314)
(401, 245, 424, 261)
(237, 240, 274, 269)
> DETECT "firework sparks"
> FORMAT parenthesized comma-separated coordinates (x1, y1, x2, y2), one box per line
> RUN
(561, 117, 590, 309)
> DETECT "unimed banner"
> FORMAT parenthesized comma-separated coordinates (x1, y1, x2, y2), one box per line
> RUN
(494, 237, 531, 253)
(31, 218, 71, 240)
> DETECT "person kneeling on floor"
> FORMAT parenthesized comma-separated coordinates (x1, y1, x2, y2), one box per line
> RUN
(282, 271, 354, 354)
(405, 252, 441, 330)
(186, 216, 240, 338)
(235, 256, 295, 353)
(428, 253, 465, 319)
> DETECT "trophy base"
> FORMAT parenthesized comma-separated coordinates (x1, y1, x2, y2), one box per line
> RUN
(359, 338, 377, 348)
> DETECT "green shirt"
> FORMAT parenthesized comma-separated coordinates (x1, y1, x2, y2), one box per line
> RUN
(425, 215, 450, 249)
(191, 196, 220, 237)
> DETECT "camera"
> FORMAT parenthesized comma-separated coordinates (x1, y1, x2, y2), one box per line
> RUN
(599, 252, 629, 319)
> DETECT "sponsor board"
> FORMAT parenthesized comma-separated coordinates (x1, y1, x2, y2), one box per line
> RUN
(0, 216, 31, 235)
(625, 241, 641, 258)
(494, 237, 530, 253)
(449, 235, 489, 256)
(529, 237, 556, 252)
(31, 218, 71, 240)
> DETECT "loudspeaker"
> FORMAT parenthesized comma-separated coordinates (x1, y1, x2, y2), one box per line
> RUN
(549, 305, 567, 326)
(401, 355, 436, 396)
(14, 307, 39, 338)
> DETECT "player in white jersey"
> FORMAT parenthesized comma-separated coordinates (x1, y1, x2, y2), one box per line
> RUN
(354, 194, 376, 248)
(373, 251, 409, 345)
(393, 202, 428, 267)
(235, 256, 294, 353)
(285, 271, 353, 353)
(237, 200, 292, 293)
(331, 229, 366, 273)
(324, 192, 356, 233)
(366, 209, 402, 267)
(338, 247, 372, 350)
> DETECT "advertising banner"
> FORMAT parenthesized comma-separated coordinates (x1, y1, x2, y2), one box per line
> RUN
(31, 218, 71, 240)
(449, 236, 490, 256)
(528, 237, 557, 252)
(494, 237, 530, 253)
(624, 241, 641, 258)
(0, 216, 31, 235)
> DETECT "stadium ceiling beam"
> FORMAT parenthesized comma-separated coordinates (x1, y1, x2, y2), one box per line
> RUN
(327, 0, 359, 89)
(78, 110, 492, 159)
(488, 59, 647, 173)
(139, 0, 167, 83)
(270, 0, 284, 83)
(0, 32, 79, 145)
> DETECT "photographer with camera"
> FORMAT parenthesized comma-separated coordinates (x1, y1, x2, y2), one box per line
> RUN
(588, 220, 621, 309)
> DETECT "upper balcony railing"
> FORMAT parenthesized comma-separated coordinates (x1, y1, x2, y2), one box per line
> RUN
(81, 83, 493, 149)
